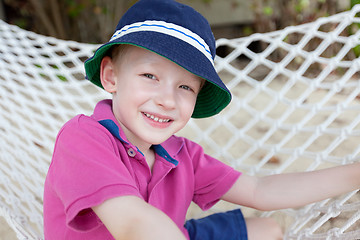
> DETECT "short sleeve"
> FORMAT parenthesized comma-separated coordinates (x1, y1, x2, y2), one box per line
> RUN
(47, 115, 142, 231)
(184, 139, 241, 210)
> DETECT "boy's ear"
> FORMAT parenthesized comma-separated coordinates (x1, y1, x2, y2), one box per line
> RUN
(100, 56, 117, 93)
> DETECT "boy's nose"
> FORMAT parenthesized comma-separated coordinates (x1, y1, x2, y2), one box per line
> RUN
(154, 86, 176, 110)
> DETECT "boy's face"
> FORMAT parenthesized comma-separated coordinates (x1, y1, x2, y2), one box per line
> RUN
(101, 45, 203, 152)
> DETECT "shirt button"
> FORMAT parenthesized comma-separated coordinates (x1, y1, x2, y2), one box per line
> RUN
(127, 148, 136, 157)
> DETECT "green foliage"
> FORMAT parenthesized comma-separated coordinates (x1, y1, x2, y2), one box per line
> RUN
(243, 26, 254, 36)
(350, 0, 360, 57)
(56, 74, 68, 82)
(66, 0, 86, 18)
(295, 0, 310, 13)
(250, 0, 343, 35)
(353, 45, 360, 57)
(2, 0, 357, 46)
(13, 19, 27, 29)
(3, 0, 135, 43)
(263, 6, 273, 17)
(351, 0, 360, 8)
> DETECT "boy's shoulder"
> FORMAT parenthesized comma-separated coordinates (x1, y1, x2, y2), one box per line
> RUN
(61, 114, 98, 130)
(57, 114, 109, 140)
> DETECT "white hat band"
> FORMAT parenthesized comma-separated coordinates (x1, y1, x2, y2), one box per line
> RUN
(110, 20, 214, 66)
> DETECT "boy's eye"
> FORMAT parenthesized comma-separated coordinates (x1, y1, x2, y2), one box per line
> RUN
(143, 73, 156, 80)
(180, 85, 192, 91)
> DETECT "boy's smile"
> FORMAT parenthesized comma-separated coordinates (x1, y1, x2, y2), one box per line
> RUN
(100, 45, 203, 153)
(142, 112, 172, 126)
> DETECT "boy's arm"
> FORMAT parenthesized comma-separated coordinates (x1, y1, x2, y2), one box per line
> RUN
(222, 162, 360, 211)
(92, 195, 186, 240)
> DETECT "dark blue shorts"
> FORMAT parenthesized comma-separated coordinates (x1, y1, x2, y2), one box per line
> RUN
(184, 209, 247, 240)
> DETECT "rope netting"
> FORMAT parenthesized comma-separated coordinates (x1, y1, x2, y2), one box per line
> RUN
(0, 5, 360, 240)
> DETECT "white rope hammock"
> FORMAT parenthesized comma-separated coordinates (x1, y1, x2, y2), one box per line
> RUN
(1, 5, 360, 240)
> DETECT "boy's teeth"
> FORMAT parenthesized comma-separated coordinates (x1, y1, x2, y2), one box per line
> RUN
(144, 113, 170, 123)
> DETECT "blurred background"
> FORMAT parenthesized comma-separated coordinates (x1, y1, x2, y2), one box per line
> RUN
(0, 0, 357, 44)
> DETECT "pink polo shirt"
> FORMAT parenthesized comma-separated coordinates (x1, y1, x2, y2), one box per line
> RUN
(43, 99, 241, 239)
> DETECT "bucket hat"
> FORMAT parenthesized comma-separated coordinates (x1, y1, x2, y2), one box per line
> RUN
(84, 0, 231, 118)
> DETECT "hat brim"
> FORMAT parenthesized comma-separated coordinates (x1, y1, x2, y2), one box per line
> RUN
(84, 31, 231, 118)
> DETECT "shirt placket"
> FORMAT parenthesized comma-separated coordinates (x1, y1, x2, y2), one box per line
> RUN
(147, 154, 177, 203)
(124, 145, 152, 200)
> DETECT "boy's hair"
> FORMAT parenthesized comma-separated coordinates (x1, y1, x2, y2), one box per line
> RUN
(106, 44, 130, 65)
(84, 0, 232, 118)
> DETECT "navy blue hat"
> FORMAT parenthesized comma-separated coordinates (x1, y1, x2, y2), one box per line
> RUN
(84, 0, 231, 118)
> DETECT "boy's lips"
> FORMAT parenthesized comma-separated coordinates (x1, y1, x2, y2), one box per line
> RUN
(142, 112, 172, 123)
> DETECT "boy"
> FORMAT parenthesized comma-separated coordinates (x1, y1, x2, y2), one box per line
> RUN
(43, 0, 360, 239)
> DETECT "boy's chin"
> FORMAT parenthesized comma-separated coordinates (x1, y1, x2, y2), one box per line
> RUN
(149, 136, 173, 145)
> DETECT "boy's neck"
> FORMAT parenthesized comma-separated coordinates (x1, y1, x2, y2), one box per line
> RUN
(143, 147, 156, 172)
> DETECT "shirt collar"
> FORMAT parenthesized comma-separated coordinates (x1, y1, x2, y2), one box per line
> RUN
(92, 99, 183, 166)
